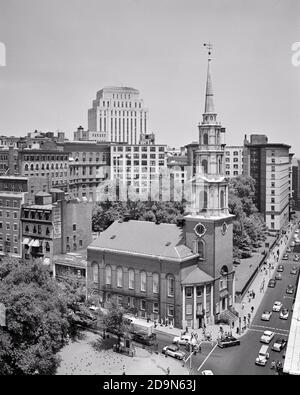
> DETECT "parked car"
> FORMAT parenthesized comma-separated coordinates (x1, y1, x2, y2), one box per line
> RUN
(261, 311, 272, 321)
(162, 345, 185, 360)
(132, 333, 156, 346)
(291, 241, 296, 247)
(172, 335, 192, 345)
(286, 285, 295, 295)
(293, 255, 299, 262)
(233, 258, 241, 265)
(282, 254, 289, 261)
(280, 308, 289, 320)
(277, 265, 284, 272)
(268, 279, 276, 288)
(286, 247, 292, 253)
(272, 301, 282, 312)
(275, 273, 282, 280)
(272, 338, 287, 352)
(217, 336, 240, 348)
(291, 267, 298, 275)
(260, 330, 275, 344)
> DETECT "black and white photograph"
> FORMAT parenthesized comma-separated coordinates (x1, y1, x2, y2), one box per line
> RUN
(0, 0, 300, 380)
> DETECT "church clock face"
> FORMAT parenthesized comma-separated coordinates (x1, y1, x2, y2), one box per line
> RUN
(194, 223, 207, 238)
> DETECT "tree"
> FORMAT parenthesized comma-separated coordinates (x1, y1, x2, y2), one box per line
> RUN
(92, 200, 186, 231)
(228, 176, 267, 254)
(0, 258, 90, 375)
(101, 300, 131, 343)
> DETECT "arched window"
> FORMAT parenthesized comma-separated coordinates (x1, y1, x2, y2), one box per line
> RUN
(153, 273, 159, 294)
(202, 159, 208, 174)
(117, 267, 123, 288)
(24, 164, 29, 172)
(128, 269, 135, 289)
(199, 190, 208, 212)
(218, 158, 222, 174)
(92, 262, 99, 284)
(45, 242, 50, 252)
(198, 239, 205, 260)
(220, 265, 228, 291)
(35, 164, 39, 170)
(220, 190, 225, 209)
(203, 133, 208, 145)
(167, 275, 175, 297)
(30, 164, 34, 171)
(41, 163, 45, 170)
(105, 265, 112, 285)
(140, 271, 147, 292)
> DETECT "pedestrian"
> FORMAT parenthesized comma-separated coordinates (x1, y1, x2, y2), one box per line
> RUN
(242, 302, 245, 310)
(251, 306, 254, 313)
(166, 367, 170, 375)
(186, 326, 188, 333)
(253, 291, 255, 299)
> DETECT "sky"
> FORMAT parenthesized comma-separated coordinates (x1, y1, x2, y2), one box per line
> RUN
(0, 0, 300, 156)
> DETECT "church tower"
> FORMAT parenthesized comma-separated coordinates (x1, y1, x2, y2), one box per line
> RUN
(183, 44, 235, 323)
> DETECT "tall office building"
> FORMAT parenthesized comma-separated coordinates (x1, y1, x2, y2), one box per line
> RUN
(88, 86, 148, 145)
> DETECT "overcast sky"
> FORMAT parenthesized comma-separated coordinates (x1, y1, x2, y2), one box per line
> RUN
(0, 0, 299, 156)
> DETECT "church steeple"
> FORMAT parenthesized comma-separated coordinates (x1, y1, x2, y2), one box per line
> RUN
(204, 55, 215, 114)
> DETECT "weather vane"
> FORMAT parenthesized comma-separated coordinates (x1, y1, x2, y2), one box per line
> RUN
(203, 42, 213, 61)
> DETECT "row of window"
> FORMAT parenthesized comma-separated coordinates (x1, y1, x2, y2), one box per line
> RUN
(23, 155, 69, 161)
(92, 264, 176, 297)
(0, 222, 18, 231)
(0, 210, 18, 219)
(0, 199, 20, 208)
(24, 163, 68, 171)
(0, 233, 19, 243)
(114, 146, 165, 152)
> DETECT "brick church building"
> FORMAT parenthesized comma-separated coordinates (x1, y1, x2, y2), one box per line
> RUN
(87, 50, 235, 329)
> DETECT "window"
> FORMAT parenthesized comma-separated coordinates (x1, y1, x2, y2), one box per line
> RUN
(153, 273, 159, 294)
(140, 300, 146, 311)
(6, 211, 9, 218)
(73, 224, 76, 231)
(140, 271, 147, 292)
(105, 265, 112, 285)
(117, 267, 123, 288)
(13, 223, 18, 231)
(92, 262, 99, 284)
(167, 275, 175, 297)
(186, 287, 193, 298)
(128, 269, 135, 289)
(117, 295, 123, 306)
(45, 242, 50, 252)
(153, 302, 159, 314)
(196, 286, 202, 297)
(6, 223, 10, 230)
(168, 305, 174, 317)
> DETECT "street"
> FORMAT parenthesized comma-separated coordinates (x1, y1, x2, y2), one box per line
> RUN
(192, 239, 299, 375)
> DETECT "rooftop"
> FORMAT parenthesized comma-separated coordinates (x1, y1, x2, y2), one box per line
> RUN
(53, 250, 87, 269)
(88, 220, 197, 261)
(181, 265, 214, 285)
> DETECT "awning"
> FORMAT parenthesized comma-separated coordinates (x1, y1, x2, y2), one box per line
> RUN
(32, 240, 40, 247)
(22, 238, 30, 245)
(28, 239, 35, 247)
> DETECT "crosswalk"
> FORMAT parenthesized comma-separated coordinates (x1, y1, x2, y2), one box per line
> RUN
(250, 323, 289, 337)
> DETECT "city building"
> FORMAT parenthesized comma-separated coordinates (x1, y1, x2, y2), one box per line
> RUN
(21, 190, 93, 273)
(88, 86, 149, 145)
(292, 158, 300, 211)
(62, 141, 110, 201)
(18, 147, 70, 192)
(224, 146, 244, 177)
(87, 51, 235, 329)
(0, 190, 27, 257)
(73, 126, 106, 142)
(110, 142, 167, 200)
(243, 134, 293, 232)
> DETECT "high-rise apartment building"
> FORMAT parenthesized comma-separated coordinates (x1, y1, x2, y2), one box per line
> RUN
(88, 86, 148, 145)
(225, 146, 244, 177)
(243, 134, 292, 232)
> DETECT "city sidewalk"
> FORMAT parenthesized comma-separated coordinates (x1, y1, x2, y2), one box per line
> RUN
(234, 222, 297, 337)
